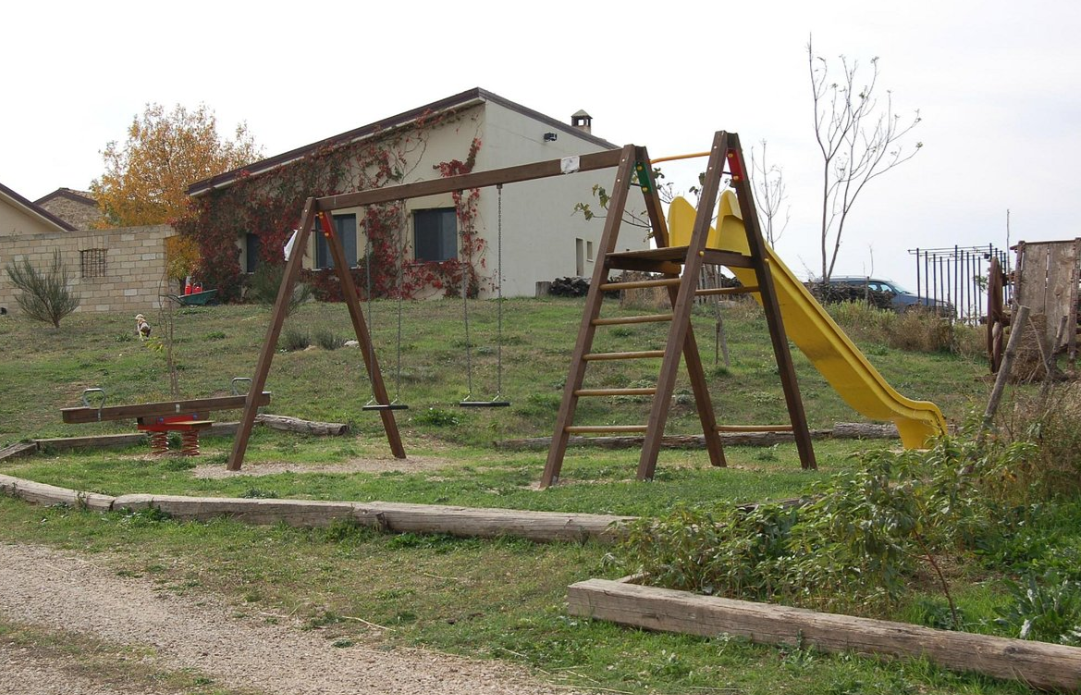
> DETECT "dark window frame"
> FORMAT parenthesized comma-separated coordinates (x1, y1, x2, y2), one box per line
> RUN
(315, 214, 359, 270)
(413, 208, 458, 263)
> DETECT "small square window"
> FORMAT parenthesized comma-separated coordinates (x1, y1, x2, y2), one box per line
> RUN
(316, 214, 359, 270)
(414, 209, 457, 262)
(80, 248, 107, 278)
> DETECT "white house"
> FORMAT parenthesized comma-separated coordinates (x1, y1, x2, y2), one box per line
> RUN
(187, 88, 649, 298)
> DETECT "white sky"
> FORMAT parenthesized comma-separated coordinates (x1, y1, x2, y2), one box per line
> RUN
(3, 0, 1079, 288)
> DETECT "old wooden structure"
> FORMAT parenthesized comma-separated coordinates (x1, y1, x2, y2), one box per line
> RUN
(988, 238, 1080, 373)
(230, 131, 816, 480)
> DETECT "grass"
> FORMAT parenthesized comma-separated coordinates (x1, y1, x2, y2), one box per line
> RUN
(0, 297, 1044, 694)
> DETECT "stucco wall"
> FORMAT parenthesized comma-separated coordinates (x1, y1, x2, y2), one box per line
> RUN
(0, 197, 59, 238)
(0, 225, 175, 315)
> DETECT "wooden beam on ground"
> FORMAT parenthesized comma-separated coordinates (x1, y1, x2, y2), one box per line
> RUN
(0, 442, 38, 461)
(254, 414, 349, 436)
(0, 474, 116, 511)
(109, 496, 634, 543)
(567, 578, 1081, 691)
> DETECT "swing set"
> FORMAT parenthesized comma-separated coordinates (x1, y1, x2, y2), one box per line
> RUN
(227, 132, 822, 478)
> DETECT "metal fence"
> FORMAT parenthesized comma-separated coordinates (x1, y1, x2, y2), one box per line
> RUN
(907, 245, 1012, 324)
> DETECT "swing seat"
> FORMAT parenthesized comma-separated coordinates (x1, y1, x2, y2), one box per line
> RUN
(458, 399, 511, 408)
(363, 403, 410, 411)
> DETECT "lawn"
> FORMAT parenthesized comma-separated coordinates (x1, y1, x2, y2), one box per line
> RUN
(2, 296, 1056, 694)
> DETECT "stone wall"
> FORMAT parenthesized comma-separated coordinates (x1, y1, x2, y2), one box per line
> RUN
(0, 225, 176, 315)
(36, 194, 103, 230)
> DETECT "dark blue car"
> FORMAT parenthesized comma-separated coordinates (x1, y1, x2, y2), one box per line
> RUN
(828, 276, 955, 316)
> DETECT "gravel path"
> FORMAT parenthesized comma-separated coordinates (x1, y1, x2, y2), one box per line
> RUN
(0, 543, 581, 695)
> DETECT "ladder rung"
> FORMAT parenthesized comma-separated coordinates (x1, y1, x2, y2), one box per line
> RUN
(599, 277, 681, 291)
(716, 425, 794, 433)
(566, 425, 649, 434)
(592, 313, 673, 326)
(696, 285, 760, 297)
(583, 350, 665, 361)
(574, 388, 657, 397)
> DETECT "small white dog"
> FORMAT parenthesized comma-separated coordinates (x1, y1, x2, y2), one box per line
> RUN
(135, 314, 151, 340)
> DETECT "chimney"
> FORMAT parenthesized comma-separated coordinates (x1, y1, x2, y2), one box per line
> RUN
(571, 109, 592, 134)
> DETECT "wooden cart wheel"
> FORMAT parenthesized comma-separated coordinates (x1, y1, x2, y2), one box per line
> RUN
(987, 258, 1007, 373)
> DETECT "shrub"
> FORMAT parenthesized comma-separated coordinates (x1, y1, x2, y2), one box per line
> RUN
(4, 250, 80, 327)
(280, 327, 311, 351)
(314, 328, 345, 351)
(246, 262, 312, 315)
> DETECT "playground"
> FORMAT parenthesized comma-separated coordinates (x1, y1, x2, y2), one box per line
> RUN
(2, 134, 1080, 694)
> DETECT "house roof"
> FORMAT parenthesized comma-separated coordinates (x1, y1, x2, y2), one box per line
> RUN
(0, 181, 77, 232)
(34, 187, 98, 207)
(187, 88, 618, 198)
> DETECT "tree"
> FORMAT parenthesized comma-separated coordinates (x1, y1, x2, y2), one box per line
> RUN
(92, 103, 262, 228)
(5, 250, 80, 327)
(750, 140, 790, 248)
(808, 39, 923, 282)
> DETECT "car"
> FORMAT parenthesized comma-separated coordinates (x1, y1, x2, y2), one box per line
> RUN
(824, 276, 955, 316)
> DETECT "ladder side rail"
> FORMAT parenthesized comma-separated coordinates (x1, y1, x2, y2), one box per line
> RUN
(726, 135, 817, 470)
(637, 132, 731, 480)
(541, 145, 639, 488)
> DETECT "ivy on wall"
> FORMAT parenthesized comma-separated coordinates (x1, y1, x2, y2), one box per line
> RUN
(174, 110, 489, 303)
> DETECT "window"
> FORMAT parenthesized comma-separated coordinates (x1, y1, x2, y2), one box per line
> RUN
(80, 248, 107, 278)
(245, 233, 261, 273)
(315, 214, 358, 270)
(414, 209, 457, 262)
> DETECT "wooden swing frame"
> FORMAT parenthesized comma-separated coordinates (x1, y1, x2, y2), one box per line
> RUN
(227, 132, 816, 480)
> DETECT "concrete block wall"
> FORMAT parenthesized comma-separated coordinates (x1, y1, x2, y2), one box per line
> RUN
(0, 225, 176, 315)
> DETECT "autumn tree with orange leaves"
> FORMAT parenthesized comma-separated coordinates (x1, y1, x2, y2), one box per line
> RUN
(92, 103, 262, 228)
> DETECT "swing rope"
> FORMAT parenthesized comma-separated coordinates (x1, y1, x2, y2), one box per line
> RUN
(362, 206, 408, 411)
(459, 184, 510, 408)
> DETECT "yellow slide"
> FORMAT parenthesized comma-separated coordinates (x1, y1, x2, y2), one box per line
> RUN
(669, 192, 947, 448)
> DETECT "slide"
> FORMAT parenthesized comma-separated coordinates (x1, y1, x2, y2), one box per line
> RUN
(669, 192, 947, 448)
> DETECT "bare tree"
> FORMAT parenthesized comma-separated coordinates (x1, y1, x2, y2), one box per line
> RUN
(750, 140, 790, 247)
(809, 38, 923, 281)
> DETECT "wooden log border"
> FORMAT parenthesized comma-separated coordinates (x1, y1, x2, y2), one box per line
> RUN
(567, 577, 1081, 691)
(0, 474, 631, 544)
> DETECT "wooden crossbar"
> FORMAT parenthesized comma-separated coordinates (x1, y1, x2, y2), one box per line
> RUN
(599, 278, 681, 291)
(62, 393, 271, 424)
(716, 424, 795, 433)
(583, 350, 666, 361)
(565, 425, 649, 434)
(574, 388, 657, 397)
(696, 285, 760, 297)
(592, 314, 673, 326)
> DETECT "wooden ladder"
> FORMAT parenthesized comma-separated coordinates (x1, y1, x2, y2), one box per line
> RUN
(540, 131, 816, 487)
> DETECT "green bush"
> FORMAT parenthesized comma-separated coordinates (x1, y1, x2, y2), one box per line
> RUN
(246, 263, 312, 315)
(314, 328, 345, 351)
(280, 327, 311, 351)
(4, 250, 80, 327)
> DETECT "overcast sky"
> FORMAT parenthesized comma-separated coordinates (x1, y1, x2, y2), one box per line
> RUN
(4, 0, 1078, 288)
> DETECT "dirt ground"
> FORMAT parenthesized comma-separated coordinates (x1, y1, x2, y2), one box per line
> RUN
(0, 542, 581, 695)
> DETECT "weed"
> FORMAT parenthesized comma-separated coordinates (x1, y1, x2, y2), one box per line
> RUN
(415, 408, 460, 427)
(994, 571, 1081, 644)
(240, 488, 280, 499)
(280, 328, 311, 351)
(313, 328, 345, 351)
